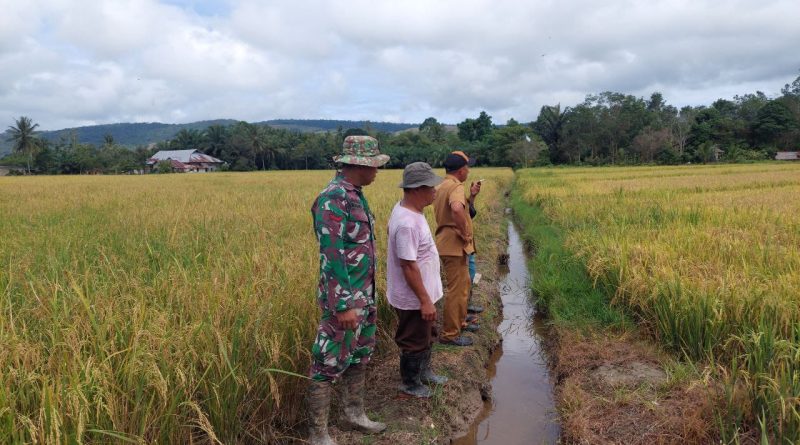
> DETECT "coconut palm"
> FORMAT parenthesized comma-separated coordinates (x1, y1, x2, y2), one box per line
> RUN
(201, 125, 229, 158)
(6, 116, 42, 174)
(249, 125, 272, 170)
(533, 104, 568, 162)
(170, 128, 203, 151)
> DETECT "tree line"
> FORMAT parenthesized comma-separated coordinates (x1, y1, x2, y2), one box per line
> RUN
(532, 75, 800, 164)
(4, 74, 799, 174)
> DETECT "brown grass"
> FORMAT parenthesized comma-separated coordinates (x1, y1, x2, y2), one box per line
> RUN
(552, 329, 724, 445)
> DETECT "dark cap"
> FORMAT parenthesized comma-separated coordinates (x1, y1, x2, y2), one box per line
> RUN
(399, 162, 443, 188)
(443, 150, 476, 170)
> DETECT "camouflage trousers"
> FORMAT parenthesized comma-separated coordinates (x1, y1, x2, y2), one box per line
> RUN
(310, 304, 377, 382)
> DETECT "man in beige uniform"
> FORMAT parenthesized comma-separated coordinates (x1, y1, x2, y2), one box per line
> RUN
(434, 151, 478, 346)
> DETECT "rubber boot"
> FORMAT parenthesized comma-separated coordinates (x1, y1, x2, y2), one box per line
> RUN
(419, 349, 448, 385)
(399, 351, 433, 398)
(340, 365, 387, 434)
(306, 380, 337, 445)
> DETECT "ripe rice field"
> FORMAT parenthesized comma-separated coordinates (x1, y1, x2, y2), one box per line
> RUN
(0, 168, 513, 443)
(515, 163, 800, 443)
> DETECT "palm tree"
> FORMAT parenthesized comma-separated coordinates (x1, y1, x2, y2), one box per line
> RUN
(261, 128, 286, 170)
(6, 116, 41, 174)
(170, 129, 203, 150)
(247, 125, 271, 170)
(240, 124, 282, 170)
(533, 104, 568, 162)
(201, 125, 229, 158)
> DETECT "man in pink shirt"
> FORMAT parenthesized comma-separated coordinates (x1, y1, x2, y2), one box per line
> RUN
(387, 162, 449, 398)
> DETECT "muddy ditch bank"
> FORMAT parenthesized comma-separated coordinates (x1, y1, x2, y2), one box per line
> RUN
(316, 226, 509, 444)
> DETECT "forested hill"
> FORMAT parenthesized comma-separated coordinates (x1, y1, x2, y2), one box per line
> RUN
(0, 119, 419, 155)
(262, 119, 418, 133)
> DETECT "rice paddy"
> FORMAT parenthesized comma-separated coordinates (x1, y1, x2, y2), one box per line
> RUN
(0, 168, 513, 443)
(6, 162, 798, 443)
(514, 163, 800, 443)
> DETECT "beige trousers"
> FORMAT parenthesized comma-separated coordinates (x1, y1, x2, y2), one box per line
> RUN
(440, 255, 469, 341)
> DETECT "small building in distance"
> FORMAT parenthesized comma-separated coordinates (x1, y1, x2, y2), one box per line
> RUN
(775, 151, 800, 161)
(146, 149, 225, 173)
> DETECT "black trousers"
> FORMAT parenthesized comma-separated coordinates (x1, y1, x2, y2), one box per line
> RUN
(394, 307, 438, 353)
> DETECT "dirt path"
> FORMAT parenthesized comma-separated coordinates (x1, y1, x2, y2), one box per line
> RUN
(325, 249, 505, 445)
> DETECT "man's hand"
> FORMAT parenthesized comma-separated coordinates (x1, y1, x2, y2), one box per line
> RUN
(336, 308, 358, 330)
(470, 181, 482, 198)
(420, 301, 437, 321)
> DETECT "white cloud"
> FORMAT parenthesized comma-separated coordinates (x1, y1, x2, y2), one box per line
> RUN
(0, 2, 43, 55)
(227, 1, 339, 58)
(140, 26, 285, 90)
(0, 0, 798, 129)
(52, 0, 188, 58)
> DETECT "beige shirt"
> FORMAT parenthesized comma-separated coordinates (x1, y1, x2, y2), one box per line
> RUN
(433, 174, 475, 257)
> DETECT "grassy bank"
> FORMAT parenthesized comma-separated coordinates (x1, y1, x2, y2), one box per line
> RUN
(510, 181, 627, 329)
(511, 164, 800, 444)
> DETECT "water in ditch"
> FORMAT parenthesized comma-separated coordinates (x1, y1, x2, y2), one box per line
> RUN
(452, 220, 560, 445)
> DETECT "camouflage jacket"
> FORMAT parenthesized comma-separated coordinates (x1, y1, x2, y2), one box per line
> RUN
(311, 173, 377, 313)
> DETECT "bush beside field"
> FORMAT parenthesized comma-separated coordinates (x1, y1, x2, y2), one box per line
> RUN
(514, 163, 800, 443)
(0, 168, 513, 443)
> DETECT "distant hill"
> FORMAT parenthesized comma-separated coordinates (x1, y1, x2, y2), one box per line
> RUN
(0, 119, 237, 156)
(259, 119, 419, 134)
(395, 124, 459, 135)
(0, 119, 420, 156)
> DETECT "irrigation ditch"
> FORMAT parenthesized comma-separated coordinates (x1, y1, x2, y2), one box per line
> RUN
(451, 219, 560, 444)
(333, 211, 566, 445)
(506, 191, 725, 445)
(446, 196, 725, 445)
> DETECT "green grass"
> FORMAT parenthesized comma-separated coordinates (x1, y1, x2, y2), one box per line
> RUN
(510, 185, 628, 329)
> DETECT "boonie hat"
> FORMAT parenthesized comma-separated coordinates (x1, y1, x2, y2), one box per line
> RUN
(399, 162, 443, 189)
(334, 135, 390, 167)
(443, 150, 476, 170)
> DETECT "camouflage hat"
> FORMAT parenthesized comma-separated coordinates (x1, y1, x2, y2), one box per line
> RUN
(334, 135, 390, 167)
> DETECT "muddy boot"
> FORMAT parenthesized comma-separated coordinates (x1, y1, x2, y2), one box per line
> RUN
(306, 380, 337, 445)
(399, 351, 433, 398)
(419, 349, 448, 385)
(340, 365, 387, 434)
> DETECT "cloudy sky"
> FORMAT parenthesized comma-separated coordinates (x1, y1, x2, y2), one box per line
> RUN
(2, 0, 799, 130)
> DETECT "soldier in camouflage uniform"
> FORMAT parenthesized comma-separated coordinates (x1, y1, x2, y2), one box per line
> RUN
(306, 134, 390, 445)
